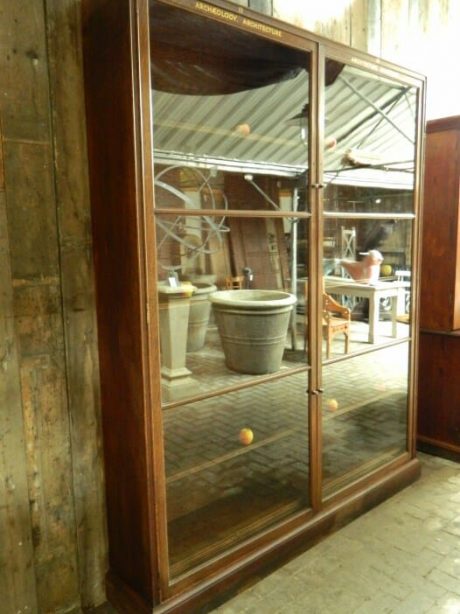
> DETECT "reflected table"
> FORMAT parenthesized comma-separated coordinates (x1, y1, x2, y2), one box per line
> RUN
(324, 277, 407, 344)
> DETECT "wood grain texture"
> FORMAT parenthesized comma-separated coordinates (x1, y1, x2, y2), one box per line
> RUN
(381, 0, 409, 64)
(365, 0, 382, 56)
(20, 353, 80, 612)
(0, 130, 4, 190)
(5, 163, 82, 612)
(0, 132, 39, 614)
(350, 0, 367, 51)
(44, 0, 107, 607)
(249, 0, 271, 15)
(3, 131, 82, 613)
(272, 2, 351, 39)
(82, 0, 160, 605)
(0, 0, 51, 141)
(272, 2, 317, 31)
(316, 7, 351, 45)
(3, 142, 59, 281)
(418, 331, 460, 455)
(0, 0, 82, 611)
(419, 119, 460, 331)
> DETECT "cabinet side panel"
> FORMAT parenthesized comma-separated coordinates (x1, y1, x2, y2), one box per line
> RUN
(82, 0, 156, 605)
(420, 128, 460, 331)
(417, 332, 460, 454)
(455, 133, 460, 330)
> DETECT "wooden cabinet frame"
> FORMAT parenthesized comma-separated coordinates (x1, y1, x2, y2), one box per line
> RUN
(418, 116, 460, 460)
(82, 1, 426, 611)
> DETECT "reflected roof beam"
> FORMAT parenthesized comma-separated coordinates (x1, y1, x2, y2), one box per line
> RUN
(338, 76, 415, 144)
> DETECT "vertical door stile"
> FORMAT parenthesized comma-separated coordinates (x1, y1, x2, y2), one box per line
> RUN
(135, 0, 170, 601)
(407, 81, 427, 458)
(308, 41, 324, 512)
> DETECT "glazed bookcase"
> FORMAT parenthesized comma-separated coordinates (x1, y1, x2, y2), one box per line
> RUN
(82, 1, 426, 611)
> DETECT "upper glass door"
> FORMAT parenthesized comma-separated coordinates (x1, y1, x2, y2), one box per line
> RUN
(150, 0, 313, 580)
(320, 60, 419, 496)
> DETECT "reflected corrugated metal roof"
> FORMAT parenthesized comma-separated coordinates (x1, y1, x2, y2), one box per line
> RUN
(152, 64, 417, 188)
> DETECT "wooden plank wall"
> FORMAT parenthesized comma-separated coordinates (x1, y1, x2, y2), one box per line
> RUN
(44, 1, 107, 608)
(273, 0, 384, 50)
(0, 0, 106, 612)
(0, 0, 455, 612)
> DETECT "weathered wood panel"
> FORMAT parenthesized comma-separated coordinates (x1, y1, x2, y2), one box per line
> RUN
(366, 0, 382, 56)
(272, 1, 316, 30)
(418, 331, 460, 458)
(272, 0, 380, 51)
(0, 129, 4, 190)
(44, 0, 108, 607)
(249, 0, 271, 15)
(0, 0, 82, 611)
(321, 15, 351, 45)
(0, 124, 39, 614)
(272, 0, 351, 43)
(0, 0, 51, 142)
(381, 0, 410, 64)
(20, 353, 80, 612)
(2, 142, 58, 282)
(3, 143, 82, 611)
(350, 0, 369, 51)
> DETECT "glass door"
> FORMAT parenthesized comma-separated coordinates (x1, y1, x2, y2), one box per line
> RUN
(150, 1, 314, 580)
(319, 59, 419, 496)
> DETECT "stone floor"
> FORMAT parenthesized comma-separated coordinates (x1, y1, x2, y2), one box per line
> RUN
(212, 452, 460, 614)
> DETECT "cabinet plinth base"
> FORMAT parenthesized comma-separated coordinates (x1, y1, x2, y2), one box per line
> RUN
(107, 458, 420, 614)
(417, 437, 460, 463)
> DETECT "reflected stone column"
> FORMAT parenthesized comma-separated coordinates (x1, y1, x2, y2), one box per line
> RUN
(158, 284, 196, 401)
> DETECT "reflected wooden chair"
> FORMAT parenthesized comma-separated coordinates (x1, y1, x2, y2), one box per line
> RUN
(225, 275, 244, 290)
(322, 292, 351, 359)
(303, 282, 351, 357)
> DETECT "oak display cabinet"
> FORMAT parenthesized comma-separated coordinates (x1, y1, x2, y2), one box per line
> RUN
(82, 1, 426, 611)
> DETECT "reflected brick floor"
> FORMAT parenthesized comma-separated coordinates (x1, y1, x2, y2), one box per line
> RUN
(164, 329, 411, 574)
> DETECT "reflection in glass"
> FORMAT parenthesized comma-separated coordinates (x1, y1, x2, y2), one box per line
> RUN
(322, 344, 409, 496)
(323, 64, 417, 212)
(164, 375, 310, 577)
(150, 0, 311, 213)
(320, 60, 416, 497)
(322, 217, 412, 356)
(150, 1, 312, 408)
(155, 214, 310, 402)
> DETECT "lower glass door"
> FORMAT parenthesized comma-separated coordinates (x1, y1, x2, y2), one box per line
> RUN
(322, 346, 409, 497)
(154, 206, 313, 577)
(164, 374, 311, 577)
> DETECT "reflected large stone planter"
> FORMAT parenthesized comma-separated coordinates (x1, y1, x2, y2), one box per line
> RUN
(210, 289, 297, 374)
(187, 282, 217, 352)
